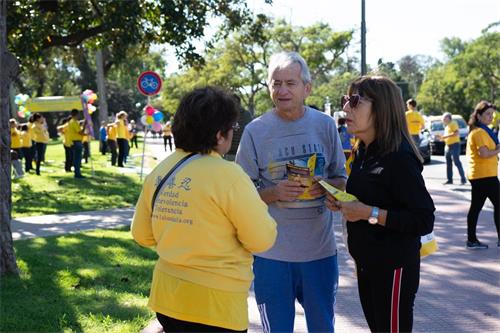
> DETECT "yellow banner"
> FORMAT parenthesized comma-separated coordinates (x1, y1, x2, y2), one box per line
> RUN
(25, 96, 83, 112)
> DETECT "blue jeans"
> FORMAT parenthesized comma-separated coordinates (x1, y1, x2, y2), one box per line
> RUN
(445, 143, 465, 183)
(253, 255, 339, 333)
(72, 141, 83, 177)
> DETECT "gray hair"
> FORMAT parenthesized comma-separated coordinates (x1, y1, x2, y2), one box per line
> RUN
(267, 51, 311, 85)
(442, 112, 452, 120)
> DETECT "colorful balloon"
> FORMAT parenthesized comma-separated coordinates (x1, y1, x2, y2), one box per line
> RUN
(88, 104, 96, 114)
(145, 105, 155, 116)
(17, 110, 25, 118)
(146, 115, 154, 124)
(152, 121, 162, 132)
(153, 110, 164, 122)
(14, 95, 22, 105)
(140, 115, 148, 126)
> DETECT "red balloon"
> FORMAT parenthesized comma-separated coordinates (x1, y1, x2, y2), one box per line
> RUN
(145, 105, 155, 116)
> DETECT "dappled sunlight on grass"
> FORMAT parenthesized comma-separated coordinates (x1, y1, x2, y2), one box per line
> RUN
(12, 140, 143, 218)
(1, 228, 157, 332)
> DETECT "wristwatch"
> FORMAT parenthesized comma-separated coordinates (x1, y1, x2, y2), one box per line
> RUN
(368, 206, 379, 225)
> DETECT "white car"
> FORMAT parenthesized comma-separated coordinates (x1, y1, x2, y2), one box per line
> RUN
(425, 115, 469, 155)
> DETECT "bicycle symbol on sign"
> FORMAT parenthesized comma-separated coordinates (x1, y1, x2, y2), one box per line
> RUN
(141, 77, 159, 90)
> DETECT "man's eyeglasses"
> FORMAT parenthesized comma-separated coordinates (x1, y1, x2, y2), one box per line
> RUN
(231, 122, 240, 132)
(340, 94, 365, 109)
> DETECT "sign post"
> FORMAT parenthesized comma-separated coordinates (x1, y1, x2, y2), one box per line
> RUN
(137, 71, 162, 181)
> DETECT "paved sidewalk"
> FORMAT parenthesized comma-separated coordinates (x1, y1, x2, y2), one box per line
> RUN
(10, 145, 500, 332)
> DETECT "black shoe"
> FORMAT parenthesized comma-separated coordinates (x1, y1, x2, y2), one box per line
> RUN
(461, 179, 467, 185)
(75, 175, 86, 179)
(466, 241, 488, 249)
(442, 180, 453, 185)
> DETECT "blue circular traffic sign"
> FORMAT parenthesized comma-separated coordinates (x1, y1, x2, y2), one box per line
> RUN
(137, 71, 162, 96)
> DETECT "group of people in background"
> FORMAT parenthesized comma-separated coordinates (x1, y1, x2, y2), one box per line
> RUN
(9, 112, 49, 178)
(404, 97, 499, 251)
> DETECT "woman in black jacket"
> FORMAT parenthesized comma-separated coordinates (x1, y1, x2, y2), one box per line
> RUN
(326, 75, 435, 333)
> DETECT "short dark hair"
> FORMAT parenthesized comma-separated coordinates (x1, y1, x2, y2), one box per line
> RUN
(406, 98, 417, 108)
(172, 86, 239, 154)
(71, 109, 79, 117)
(32, 113, 42, 122)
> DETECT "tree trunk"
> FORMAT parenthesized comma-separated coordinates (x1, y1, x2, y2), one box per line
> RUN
(0, 0, 20, 276)
(96, 49, 109, 127)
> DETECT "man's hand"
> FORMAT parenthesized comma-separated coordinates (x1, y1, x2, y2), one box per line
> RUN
(308, 176, 326, 198)
(274, 179, 304, 202)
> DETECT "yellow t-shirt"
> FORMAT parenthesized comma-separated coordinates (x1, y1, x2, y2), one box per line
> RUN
(67, 119, 83, 142)
(32, 122, 49, 143)
(131, 150, 277, 330)
(444, 120, 460, 146)
(20, 131, 32, 148)
(82, 134, 89, 143)
(405, 111, 425, 135)
(117, 119, 127, 139)
(107, 125, 117, 141)
(466, 128, 498, 180)
(163, 124, 172, 136)
(60, 124, 72, 147)
(10, 128, 22, 149)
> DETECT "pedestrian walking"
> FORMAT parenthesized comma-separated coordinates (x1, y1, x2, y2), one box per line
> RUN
(132, 86, 277, 332)
(20, 124, 33, 173)
(129, 120, 139, 149)
(236, 51, 347, 332)
(107, 123, 118, 166)
(326, 75, 435, 333)
(438, 112, 466, 185)
(465, 101, 500, 249)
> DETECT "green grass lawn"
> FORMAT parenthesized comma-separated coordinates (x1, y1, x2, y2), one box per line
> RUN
(1, 228, 157, 333)
(12, 139, 155, 218)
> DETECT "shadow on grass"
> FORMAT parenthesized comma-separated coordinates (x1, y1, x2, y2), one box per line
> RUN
(1, 228, 157, 332)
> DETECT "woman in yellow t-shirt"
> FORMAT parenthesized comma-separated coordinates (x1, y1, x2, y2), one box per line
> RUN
(31, 113, 50, 175)
(106, 123, 118, 166)
(20, 124, 33, 172)
(466, 101, 500, 249)
(131, 87, 277, 332)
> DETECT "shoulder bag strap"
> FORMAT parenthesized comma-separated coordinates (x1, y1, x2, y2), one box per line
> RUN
(151, 152, 196, 211)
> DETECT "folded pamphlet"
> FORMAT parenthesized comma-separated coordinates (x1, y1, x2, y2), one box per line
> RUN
(318, 180, 358, 202)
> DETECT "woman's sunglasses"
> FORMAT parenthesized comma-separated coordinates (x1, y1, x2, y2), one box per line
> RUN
(341, 94, 363, 109)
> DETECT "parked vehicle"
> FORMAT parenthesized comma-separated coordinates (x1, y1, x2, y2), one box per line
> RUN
(425, 115, 468, 155)
(418, 130, 432, 164)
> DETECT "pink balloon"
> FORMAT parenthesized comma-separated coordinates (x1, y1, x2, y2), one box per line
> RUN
(152, 121, 162, 132)
(145, 105, 155, 116)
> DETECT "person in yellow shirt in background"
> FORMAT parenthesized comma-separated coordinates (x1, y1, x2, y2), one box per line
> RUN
(67, 109, 85, 179)
(10, 118, 22, 155)
(106, 122, 118, 166)
(405, 98, 425, 145)
(10, 119, 24, 178)
(437, 112, 466, 185)
(57, 116, 73, 172)
(31, 113, 50, 176)
(20, 124, 33, 172)
(132, 86, 277, 332)
(115, 111, 128, 167)
(465, 101, 500, 250)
